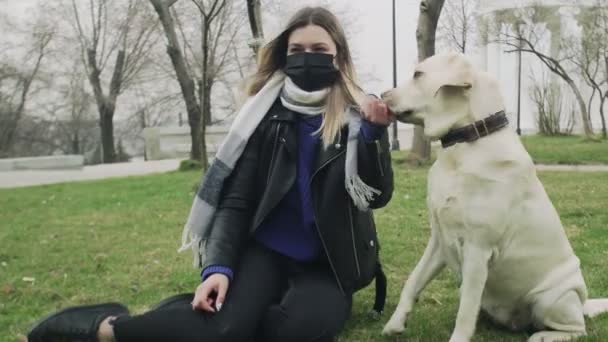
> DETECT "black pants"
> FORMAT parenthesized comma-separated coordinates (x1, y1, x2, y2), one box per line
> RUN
(113, 242, 352, 342)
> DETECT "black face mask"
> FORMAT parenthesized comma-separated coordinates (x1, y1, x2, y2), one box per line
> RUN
(284, 52, 339, 92)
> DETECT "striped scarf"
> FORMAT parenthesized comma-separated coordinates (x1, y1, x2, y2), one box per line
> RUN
(179, 72, 381, 266)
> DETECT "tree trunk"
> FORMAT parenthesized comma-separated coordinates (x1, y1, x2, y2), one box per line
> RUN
(565, 78, 594, 136)
(600, 94, 607, 139)
(100, 110, 116, 162)
(72, 132, 80, 154)
(86, 48, 125, 163)
(201, 14, 211, 127)
(198, 79, 209, 170)
(0, 114, 19, 156)
(603, 57, 608, 139)
(189, 105, 202, 162)
(0, 45, 46, 156)
(150, 0, 204, 162)
(410, 0, 445, 163)
(587, 87, 596, 119)
(246, 0, 264, 56)
(199, 12, 211, 170)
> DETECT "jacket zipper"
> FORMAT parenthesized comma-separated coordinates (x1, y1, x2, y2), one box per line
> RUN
(266, 122, 281, 185)
(314, 221, 345, 294)
(309, 149, 347, 294)
(348, 202, 362, 278)
(375, 140, 385, 177)
(309, 149, 346, 184)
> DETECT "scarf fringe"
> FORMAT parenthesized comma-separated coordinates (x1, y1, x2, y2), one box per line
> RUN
(346, 175, 382, 211)
(179, 224, 204, 267)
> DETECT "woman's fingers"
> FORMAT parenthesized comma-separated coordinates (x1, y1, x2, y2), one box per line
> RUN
(215, 278, 229, 311)
(363, 96, 394, 125)
(192, 274, 230, 313)
(192, 282, 216, 313)
(199, 288, 216, 313)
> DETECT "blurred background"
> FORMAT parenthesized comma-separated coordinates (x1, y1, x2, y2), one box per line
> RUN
(0, 0, 606, 168)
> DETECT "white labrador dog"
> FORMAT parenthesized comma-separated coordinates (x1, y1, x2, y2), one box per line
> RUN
(380, 52, 608, 342)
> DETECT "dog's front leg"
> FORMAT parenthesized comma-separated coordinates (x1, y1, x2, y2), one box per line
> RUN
(383, 231, 445, 335)
(449, 246, 492, 342)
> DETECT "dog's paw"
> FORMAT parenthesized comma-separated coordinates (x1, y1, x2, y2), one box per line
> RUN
(528, 331, 586, 342)
(382, 319, 405, 336)
(448, 333, 469, 342)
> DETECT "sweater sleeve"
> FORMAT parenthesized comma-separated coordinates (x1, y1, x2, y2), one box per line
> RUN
(201, 265, 234, 282)
(360, 119, 388, 142)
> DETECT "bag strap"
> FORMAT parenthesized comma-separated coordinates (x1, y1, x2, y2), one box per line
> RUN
(372, 260, 387, 315)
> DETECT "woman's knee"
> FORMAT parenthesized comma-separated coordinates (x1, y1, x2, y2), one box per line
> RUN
(162, 310, 257, 342)
(214, 323, 254, 342)
(260, 304, 346, 342)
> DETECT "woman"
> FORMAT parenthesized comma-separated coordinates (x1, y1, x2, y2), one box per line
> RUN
(27, 6, 394, 342)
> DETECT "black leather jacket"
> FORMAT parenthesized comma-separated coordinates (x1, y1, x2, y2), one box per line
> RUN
(203, 100, 394, 294)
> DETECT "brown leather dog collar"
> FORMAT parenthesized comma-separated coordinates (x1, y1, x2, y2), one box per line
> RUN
(440, 111, 509, 148)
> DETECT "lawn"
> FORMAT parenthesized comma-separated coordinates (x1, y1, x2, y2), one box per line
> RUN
(394, 135, 608, 166)
(521, 135, 608, 165)
(1, 165, 607, 341)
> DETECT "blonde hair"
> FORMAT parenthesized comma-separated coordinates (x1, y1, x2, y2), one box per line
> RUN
(246, 7, 365, 146)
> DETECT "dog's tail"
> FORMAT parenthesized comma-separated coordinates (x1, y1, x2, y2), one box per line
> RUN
(584, 299, 608, 318)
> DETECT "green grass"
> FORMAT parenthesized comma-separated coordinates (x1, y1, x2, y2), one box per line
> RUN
(1, 166, 607, 341)
(394, 135, 607, 166)
(521, 135, 608, 165)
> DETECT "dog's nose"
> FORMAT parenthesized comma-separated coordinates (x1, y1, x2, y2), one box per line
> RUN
(380, 90, 392, 100)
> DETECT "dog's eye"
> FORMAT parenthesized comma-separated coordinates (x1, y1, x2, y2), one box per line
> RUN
(413, 71, 423, 79)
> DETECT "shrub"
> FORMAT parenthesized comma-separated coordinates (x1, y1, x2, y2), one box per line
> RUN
(178, 159, 202, 172)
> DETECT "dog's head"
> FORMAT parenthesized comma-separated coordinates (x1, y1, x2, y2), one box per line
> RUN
(382, 53, 477, 139)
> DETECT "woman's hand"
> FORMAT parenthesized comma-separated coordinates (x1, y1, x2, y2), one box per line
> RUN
(361, 95, 394, 126)
(192, 273, 229, 313)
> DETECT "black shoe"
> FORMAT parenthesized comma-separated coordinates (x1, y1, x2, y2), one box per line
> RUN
(27, 303, 129, 342)
(149, 293, 194, 311)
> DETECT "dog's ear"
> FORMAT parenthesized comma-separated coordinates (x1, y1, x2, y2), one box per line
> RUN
(431, 55, 474, 96)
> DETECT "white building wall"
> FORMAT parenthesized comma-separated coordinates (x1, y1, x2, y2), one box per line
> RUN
(475, 1, 605, 134)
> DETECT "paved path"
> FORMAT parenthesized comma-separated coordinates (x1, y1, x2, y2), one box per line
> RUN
(0, 159, 181, 189)
(1, 160, 607, 189)
(535, 164, 608, 172)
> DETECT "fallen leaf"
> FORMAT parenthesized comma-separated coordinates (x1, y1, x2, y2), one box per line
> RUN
(2, 284, 14, 294)
(431, 296, 443, 305)
(22, 277, 35, 282)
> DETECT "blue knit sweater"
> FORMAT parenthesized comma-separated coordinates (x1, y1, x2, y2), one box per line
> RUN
(202, 113, 385, 281)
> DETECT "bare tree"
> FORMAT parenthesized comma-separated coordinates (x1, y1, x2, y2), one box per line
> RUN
(410, 0, 446, 163)
(121, 86, 182, 152)
(150, 0, 248, 169)
(190, 0, 235, 127)
(246, 0, 264, 56)
(529, 74, 574, 135)
(49, 63, 98, 155)
(69, 0, 160, 163)
(437, 0, 478, 53)
(8, 116, 59, 157)
(491, 6, 594, 137)
(0, 24, 53, 157)
(150, 0, 207, 167)
(570, 1, 608, 138)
